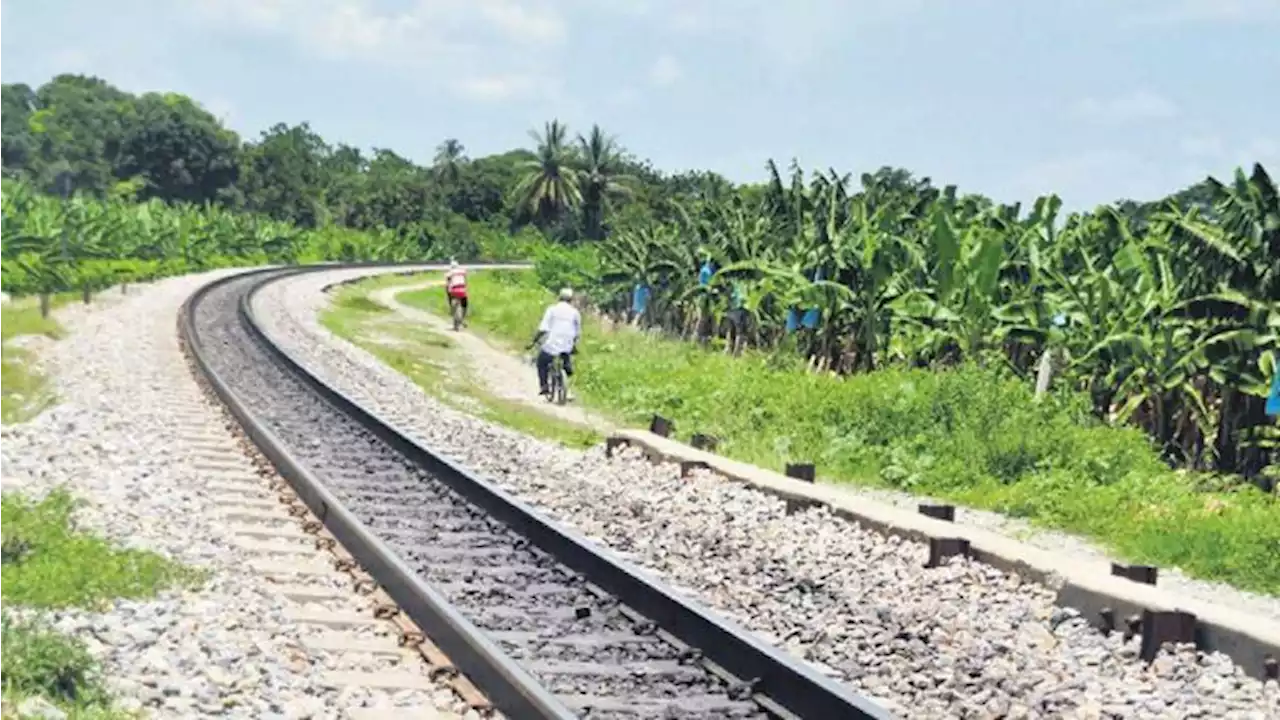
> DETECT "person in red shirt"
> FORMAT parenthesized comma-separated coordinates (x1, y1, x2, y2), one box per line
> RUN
(445, 260, 468, 325)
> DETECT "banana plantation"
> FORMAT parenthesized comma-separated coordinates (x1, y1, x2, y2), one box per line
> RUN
(0, 178, 520, 308)
(594, 162, 1279, 479)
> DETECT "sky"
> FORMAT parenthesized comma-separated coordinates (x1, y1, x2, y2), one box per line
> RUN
(2, 0, 1279, 210)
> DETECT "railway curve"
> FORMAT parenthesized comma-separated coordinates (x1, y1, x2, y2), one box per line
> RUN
(180, 265, 891, 720)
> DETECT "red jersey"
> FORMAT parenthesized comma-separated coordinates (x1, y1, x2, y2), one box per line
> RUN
(446, 268, 468, 297)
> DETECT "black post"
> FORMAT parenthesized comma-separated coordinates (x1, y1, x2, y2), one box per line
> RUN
(784, 463, 815, 483)
(925, 538, 971, 568)
(691, 433, 719, 452)
(649, 415, 672, 438)
(1139, 610, 1196, 663)
(918, 504, 955, 522)
(1110, 563, 1158, 586)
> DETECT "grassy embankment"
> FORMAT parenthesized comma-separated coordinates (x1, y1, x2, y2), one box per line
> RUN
(388, 269, 1280, 596)
(2, 296, 203, 717)
(1, 296, 76, 424)
(317, 272, 603, 449)
(1, 491, 203, 718)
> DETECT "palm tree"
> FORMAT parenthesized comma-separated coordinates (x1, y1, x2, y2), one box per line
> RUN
(576, 124, 632, 241)
(513, 120, 581, 225)
(432, 139, 467, 183)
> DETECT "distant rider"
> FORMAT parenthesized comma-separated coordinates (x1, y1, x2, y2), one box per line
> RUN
(528, 287, 581, 398)
(445, 260, 468, 324)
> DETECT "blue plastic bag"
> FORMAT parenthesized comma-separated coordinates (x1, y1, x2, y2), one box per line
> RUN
(785, 307, 800, 333)
(801, 307, 821, 329)
(631, 284, 650, 314)
(1267, 366, 1280, 418)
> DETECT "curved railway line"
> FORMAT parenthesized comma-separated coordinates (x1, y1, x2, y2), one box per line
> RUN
(181, 266, 892, 720)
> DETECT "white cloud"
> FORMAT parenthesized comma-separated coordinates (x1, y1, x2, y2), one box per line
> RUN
(610, 0, 925, 68)
(1178, 133, 1279, 169)
(185, 0, 567, 101)
(607, 87, 641, 108)
(50, 48, 93, 72)
(1012, 151, 1168, 208)
(191, 0, 568, 53)
(1243, 137, 1280, 162)
(1071, 91, 1178, 124)
(203, 97, 237, 125)
(668, 8, 702, 32)
(458, 74, 538, 102)
(1179, 134, 1226, 159)
(476, 0, 565, 44)
(188, 0, 294, 33)
(648, 55, 682, 87)
(1133, 0, 1280, 24)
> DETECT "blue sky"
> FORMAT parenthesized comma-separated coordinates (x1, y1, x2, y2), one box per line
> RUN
(3, 0, 1278, 210)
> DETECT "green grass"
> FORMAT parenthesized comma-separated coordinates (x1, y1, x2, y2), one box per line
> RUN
(1, 346, 57, 425)
(1, 614, 134, 719)
(1, 489, 201, 718)
(1, 490, 204, 609)
(1, 298, 69, 425)
(397, 270, 1280, 596)
(319, 278, 602, 449)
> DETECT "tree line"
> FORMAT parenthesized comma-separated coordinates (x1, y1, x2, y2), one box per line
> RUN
(1, 74, 715, 248)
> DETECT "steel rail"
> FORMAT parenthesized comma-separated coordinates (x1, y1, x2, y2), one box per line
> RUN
(183, 264, 893, 720)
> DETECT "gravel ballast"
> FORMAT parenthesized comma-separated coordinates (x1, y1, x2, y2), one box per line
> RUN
(254, 267, 1280, 719)
(0, 271, 442, 719)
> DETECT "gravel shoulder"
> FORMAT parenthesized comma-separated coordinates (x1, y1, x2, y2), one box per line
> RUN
(257, 267, 1280, 720)
(1, 271, 398, 718)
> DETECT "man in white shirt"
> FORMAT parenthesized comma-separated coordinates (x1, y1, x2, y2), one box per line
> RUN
(528, 287, 581, 398)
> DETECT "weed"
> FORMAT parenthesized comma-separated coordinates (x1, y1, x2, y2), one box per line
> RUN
(1, 490, 204, 609)
(0, 612, 137, 719)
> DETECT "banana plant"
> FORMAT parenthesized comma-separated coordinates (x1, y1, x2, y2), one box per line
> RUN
(889, 203, 1008, 365)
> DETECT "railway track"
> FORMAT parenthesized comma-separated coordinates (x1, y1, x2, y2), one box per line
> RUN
(166, 283, 490, 717)
(181, 266, 891, 720)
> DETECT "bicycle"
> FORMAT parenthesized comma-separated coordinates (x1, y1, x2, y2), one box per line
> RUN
(449, 296, 465, 331)
(547, 354, 568, 405)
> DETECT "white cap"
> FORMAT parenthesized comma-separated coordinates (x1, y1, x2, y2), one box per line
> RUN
(559, 287, 574, 301)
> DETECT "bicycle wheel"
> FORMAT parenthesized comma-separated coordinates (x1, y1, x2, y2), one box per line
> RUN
(554, 360, 568, 405)
(451, 299, 462, 331)
(546, 359, 561, 404)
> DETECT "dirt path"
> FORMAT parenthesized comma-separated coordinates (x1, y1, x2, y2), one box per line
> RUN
(369, 283, 615, 431)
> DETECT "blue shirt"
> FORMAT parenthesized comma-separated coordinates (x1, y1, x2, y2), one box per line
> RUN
(1267, 366, 1280, 417)
(698, 262, 714, 286)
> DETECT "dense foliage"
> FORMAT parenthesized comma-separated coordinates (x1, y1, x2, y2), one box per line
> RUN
(1, 73, 1275, 482)
(590, 163, 1279, 481)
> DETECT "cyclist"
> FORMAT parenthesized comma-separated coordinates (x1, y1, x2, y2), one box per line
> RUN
(528, 287, 581, 399)
(444, 260, 468, 325)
